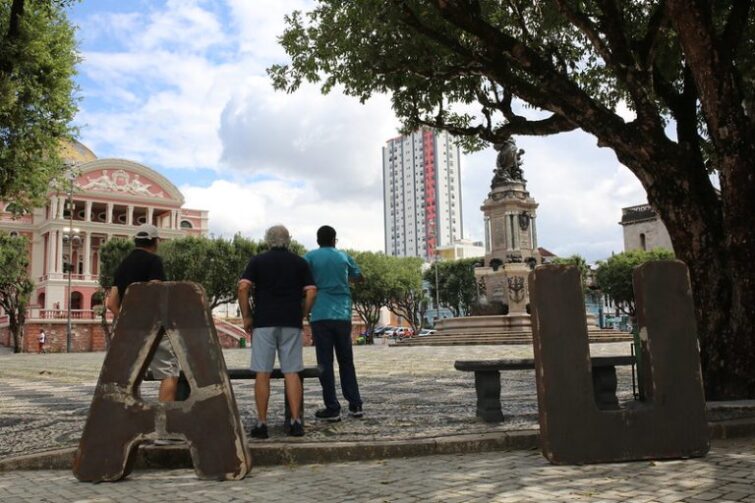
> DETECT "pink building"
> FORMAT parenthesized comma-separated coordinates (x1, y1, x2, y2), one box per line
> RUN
(0, 142, 208, 350)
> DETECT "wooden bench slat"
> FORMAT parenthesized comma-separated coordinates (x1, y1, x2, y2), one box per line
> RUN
(145, 367, 321, 381)
(454, 356, 634, 372)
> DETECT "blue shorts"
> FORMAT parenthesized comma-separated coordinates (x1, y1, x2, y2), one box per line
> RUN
(250, 326, 303, 374)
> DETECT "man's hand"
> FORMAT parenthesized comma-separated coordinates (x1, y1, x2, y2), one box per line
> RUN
(243, 316, 253, 334)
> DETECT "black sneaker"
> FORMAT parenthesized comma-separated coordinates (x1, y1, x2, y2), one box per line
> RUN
(314, 408, 341, 422)
(250, 423, 268, 439)
(348, 404, 364, 418)
(288, 419, 304, 437)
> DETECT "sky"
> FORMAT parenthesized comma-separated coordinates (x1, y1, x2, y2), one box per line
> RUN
(67, 0, 649, 262)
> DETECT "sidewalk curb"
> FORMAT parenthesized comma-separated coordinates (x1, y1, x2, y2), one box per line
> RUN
(0, 419, 752, 472)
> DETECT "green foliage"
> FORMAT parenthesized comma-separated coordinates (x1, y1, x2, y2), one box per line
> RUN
(424, 258, 479, 317)
(595, 249, 675, 316)
(385, 255, 425, 332)
(551, 254, 589, 290)
(1, 0, 80, 211)
(0, 231, 33, 352)
(97, 238, 134, 290)
(348, 251, 425, 332)
(160, 234, 264, 309)
(349, 250, 393, 335)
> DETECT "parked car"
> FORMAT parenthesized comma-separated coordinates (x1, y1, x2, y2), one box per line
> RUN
(418, 329, 436, 337)
(395, 327, 415, 339)
(384, 326, 403, 338)
(373, 326, 393, 337)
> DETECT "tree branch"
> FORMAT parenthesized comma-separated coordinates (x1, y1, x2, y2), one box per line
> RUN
(719, 0, 752, 62)
(638, 0, 669, 70)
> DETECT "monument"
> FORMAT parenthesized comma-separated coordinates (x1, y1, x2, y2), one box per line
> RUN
(434, 138, 540, 337)
(428, 138, 612, 343)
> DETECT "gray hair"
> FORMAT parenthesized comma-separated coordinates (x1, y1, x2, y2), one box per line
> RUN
(265, 225, 291, 249)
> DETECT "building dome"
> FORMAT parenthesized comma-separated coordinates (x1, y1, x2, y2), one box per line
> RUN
(60, 140, 97, 163)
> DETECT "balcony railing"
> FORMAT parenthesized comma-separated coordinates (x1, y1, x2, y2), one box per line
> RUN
(25, 308, 112, 321)
(38, 273, 98, 282)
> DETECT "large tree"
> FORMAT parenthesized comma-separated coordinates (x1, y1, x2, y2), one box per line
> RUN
(0, 232, 33, 353)
(385, 255, 425, 333)
(270, 1, 754, 399)
(349, 250, 393, 339)
(97, 237, 133, 347)
(596, 249, 675, 318)
(160, 235, 263, 310)
(424, 258, 479, 317)
(0, 0, 79, 211)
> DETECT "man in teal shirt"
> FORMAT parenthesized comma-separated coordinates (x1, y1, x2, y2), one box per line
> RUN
(305, 225, 364, 421)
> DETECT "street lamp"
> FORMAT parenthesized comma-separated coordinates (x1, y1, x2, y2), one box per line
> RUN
(63, 165, 80, 352)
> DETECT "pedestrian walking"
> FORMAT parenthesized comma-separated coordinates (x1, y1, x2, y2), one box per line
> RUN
(238, 225, 316, 438)
(304, 225, 364, 422)
(38, 329, 46, 353)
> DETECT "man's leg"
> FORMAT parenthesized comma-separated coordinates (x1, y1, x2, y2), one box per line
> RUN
(333, 321, 362, 410)
(278, 327, 304, 424)
(250, 327, 276, 438)
(312, 321, 341, 415)
(158, 376, 178, 402)
(283, 373, 302, 420)
(150, 336, 179, 402)
(254, 373, 271, 423)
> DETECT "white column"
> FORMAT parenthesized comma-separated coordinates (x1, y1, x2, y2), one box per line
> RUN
(56, 230, 64, 273)
(532, 217, 538, 250)
(85, 201, 92, 222)
(46, 231, 55, 275)
(147, 207, 154, 226)
(106, 203, 113, 224)
(127, 205, 134, 226)
(172, 210, 178, 229)
(58, 196, 66, 219)
(50, 197, 58, 220)
(83, 233, 91, 277)
(504, 214, 512, 251)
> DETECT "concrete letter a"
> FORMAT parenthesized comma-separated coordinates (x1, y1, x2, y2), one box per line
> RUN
(73, 282, 251, 481)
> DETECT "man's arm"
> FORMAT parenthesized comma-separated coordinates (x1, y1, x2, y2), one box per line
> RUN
(238, 280, 253, 333)
(346, 254, 364, 284)
(106, 288, 120, 318)
(303, 286, 317, 320)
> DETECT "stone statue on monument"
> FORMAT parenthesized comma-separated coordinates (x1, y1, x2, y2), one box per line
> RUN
(491, 137, 525, 188)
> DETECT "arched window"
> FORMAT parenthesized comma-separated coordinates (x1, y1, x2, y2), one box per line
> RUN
(70, 292, 83, 311)
(180, 220, 193, 229)
(3, 202, 27, 215)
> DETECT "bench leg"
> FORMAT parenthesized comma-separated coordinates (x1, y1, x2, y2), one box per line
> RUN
(592, 366, 619, 410)
(474, 371, 504, 422)
(283, 375, 305, 433)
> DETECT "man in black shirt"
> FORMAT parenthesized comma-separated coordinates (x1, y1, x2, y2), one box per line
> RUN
(238, 225, 316, 438)
(106, 224, 179, 402)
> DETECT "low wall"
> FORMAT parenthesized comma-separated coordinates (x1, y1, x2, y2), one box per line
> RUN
(0, 319, 366, 352)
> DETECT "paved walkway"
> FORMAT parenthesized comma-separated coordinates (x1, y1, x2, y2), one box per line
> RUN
(0, 439, 752, 502)
(0, 343, 638, 459)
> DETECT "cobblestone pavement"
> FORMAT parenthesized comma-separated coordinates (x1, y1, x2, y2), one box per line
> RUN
(0, 438, 752, 502)
(0, 343, 638, 459)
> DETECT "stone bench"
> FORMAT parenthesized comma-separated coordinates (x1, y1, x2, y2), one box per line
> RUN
(454, 356, 635, 422)
(145, 367, 321, 430)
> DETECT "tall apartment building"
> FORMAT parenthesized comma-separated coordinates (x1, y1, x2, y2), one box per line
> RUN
(383, 129, 463, 259)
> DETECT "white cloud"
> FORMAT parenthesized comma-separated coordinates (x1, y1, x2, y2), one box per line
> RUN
(72, 0, 651, 263)
(460, 131, 647, 262)
(218, 82, 397, 199)
(181, 179, 384, 251)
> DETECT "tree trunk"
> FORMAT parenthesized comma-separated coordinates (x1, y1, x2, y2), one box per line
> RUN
(9, 311, 21, 354)
(644, 157, 755, 400)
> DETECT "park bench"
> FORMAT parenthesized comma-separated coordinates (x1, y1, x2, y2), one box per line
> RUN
(145, 367, 321, 429)
(454, 356, 636, 422)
